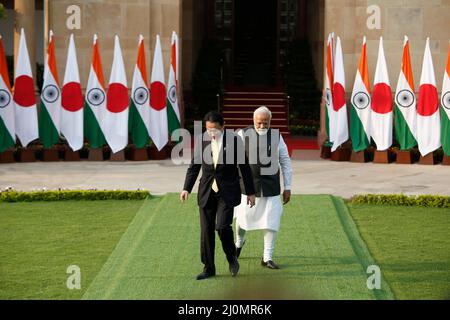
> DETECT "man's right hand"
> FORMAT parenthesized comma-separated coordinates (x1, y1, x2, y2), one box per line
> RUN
(180, 190, 189, 203)
(247, 194, 256, 208)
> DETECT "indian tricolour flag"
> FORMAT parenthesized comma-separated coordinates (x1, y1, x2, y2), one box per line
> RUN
(441, 43, 450, 156)
(61, 34, 84, 152)
(129, 35, 150, 148)
(149, 35, 168, 151)
(14, 28, 38, 147)
(167, 31, 181, 141)
(331, 36, 348, 152)
(0, 35, 15, 152)
(104, 35, 129, 154)
(324, 33, 334, 144)
(371, 37, 393, 151)
(350, 36, 371, 152)
(39, 30, 61, 148)
(84, 34, 106, 149)
(394, 36, 417, 151)
(417, 38, 440, 157)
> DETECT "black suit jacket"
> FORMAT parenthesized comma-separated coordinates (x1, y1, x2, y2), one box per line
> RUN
(183, 130, 255, 208)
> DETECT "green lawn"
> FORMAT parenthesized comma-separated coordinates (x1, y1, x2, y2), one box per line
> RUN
(0, 199, 146, 299)
(82, 194, 391, 300)
(0, 195, 448, 300)
(348, 203, 450, 300)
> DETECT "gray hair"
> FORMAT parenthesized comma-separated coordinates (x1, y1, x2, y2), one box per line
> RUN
(253, 106, 272, 120)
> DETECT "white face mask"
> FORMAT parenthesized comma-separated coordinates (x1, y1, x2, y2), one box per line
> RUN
(207, 128, 222, 139)
(255, 127, 268, 136)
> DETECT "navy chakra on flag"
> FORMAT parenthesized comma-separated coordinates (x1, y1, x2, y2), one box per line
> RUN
(87, 88, 105, 106)
(169, 85, 177, 104)
(42, 85, 60, 104)
(396, 89, 415, 108)
(442, 92, 450, 110)
(325, 88, 332, 106)
(352, 92, 370, 110)
(133, 87, 149, 105)
(0, 89, 11, 109)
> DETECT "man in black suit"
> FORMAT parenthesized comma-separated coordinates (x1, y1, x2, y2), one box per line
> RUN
(180, 111, 256, 280)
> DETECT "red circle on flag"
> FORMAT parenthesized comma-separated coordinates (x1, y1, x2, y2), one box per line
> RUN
(371, 83, 392, 114)
(13, 75, 35, 107)
(150, 81, 166, 111)
(332, 83, 346, 111)
(107, 83, 128, 113)
(62, 82, 84, 112)
(417, 84, 438, 116)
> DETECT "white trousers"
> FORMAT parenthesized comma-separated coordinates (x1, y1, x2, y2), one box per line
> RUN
(235, 221, 277, 263)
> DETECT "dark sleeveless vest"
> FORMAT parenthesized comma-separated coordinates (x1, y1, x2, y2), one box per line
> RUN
(239, 126, 281, 197)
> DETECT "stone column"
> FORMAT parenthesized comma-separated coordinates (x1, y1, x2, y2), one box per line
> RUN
(14, 0, 35, 79)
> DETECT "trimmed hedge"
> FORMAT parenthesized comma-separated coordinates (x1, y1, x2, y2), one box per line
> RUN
(349, 194, 450, 208)
(0, 189, 151, 202)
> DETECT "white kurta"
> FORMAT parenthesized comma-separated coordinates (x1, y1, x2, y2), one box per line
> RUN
(233, 131, 292, 232)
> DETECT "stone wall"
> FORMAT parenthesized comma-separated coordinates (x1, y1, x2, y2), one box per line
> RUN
(322, 0, 450, 94)
(48, 0, 181, 89)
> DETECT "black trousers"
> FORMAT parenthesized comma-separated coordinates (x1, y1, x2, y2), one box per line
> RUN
(199, 189, 236, 273)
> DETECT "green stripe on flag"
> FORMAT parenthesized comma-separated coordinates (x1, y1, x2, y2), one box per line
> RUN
(323, 107, 333, 147)
(0, 116, 15, 153)
(441, 107, 450, 156)
(38, 100, 60, 149)
(167, 100, 180, 142)
(394, 104, 417, 151)
(84, 101, 106, 149)
(350, 105, 370, 152)
(128, 100, 149, 149)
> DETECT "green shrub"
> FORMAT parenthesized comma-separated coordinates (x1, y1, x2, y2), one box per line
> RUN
(289, 124, 319, 136)
(349, 194, 450, 208)
(0, 4, 6, 20)
(0, 189, 150, 202)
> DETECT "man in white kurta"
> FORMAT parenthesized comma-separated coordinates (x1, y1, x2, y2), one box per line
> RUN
(234, 107, 292, 269)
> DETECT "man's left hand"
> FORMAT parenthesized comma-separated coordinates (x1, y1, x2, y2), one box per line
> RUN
(283, 190, 291, 205)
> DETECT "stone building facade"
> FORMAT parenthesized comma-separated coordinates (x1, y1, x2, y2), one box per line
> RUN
(0, 0, 449, 133)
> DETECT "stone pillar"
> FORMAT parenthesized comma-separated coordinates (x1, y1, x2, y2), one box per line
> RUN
(14, 0, 36, 79)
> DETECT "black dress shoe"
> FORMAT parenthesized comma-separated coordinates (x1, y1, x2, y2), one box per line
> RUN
(236, 241, 246, 259)
(261, 258, 280, 269)
(196, 270, 215, 280)
(229, 257, 240, 277)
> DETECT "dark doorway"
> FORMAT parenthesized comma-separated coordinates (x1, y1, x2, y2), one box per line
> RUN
(233, 0, 278, 87)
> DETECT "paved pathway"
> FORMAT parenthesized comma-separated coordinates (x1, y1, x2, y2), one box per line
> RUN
(1, 151, 448, 198)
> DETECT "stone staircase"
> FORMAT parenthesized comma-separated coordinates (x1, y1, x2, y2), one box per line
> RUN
(222, 89, 290, 137)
